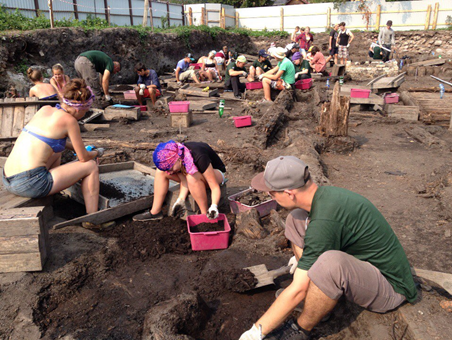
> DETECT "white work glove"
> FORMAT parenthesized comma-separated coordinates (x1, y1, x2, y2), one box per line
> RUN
(96, 147, 105, 157)
(169, 198, 186, 218)
(177, 81, 182, 85)
(258, 74, 264, 81)
(295, 72, 301, 79)
(242, 71, 248, 77)
(105, 94, 112, 101)
(347, 43, 350, 48)
(288, 256, 298, 275)
(239, 324, 264, 340)
(139, 84, 146, 96)
(207, 204, 219, 220)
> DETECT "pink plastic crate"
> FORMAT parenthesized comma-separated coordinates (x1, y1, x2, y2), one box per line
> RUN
(384, 93, 399, 104)
(134, 105, 147, 111)
(168, 101, 190, 113)
(350, 89, 371, 98)
(295, 78, 313, 90)
(228, 188, 277, 217)
(124, 90, 137, 100)
(187, 214, 231, 251)
(246, 81, 263, 90)
(190, 63, 202, 69)
(233, 116, 252, 128)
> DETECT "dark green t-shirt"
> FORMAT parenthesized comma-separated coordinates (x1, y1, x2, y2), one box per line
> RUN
(80, 50, 114, 74)
(253, 59, 272, 73)
(298, 186, 417, 303)
(372, 45, 383, 60)
(224, 61, 245, 83)
(294, 60, 311, 78)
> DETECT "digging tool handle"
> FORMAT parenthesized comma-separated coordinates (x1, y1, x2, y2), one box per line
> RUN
(268, 265, 291, 279)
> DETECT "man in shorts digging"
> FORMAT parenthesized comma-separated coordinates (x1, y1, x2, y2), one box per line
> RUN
(336, 22, 354, 65)
(134, 62, 162, 106)
(240, 156, 417, 340)
(175, 53, 200, 85)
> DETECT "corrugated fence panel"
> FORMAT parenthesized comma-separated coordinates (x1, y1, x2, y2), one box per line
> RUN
(185, 4, 204, 26)
(151, 1, 167, 28)
(206, 3, 221, 27)
(109, 0, 132, 26)
(225, 7, 235, 28)
(52, 0, 76, 21)
(1, 0, 37, 18)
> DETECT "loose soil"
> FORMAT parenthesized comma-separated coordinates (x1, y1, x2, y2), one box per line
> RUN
(99, 181, 124, 200)
(190, 221, 225, 233)
(236, 190, 272, 206)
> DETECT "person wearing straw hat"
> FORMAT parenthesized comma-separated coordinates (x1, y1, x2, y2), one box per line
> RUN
(258, 47, 295, 102)
(239, 156, 417, 340)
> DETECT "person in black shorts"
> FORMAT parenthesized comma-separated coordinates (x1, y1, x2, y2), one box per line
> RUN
(133, 140, 226, 221)
(325, 23, 339, 66)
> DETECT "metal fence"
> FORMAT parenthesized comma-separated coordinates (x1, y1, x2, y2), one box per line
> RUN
(0, 0, 185, 28)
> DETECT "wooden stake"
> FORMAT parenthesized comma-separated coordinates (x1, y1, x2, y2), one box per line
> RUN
(188, 7, 193, 26)
(425, 5, 432, 30)
(280, 8, 284, 32)
(221, 7, 225, 29)
(201, 7, 206, 25)
(236, 12, 239, 28)
(143, 0, 149, 27)
(327, 7, 331, 30)
(375, 5, 381, 31)
(432, 2, 439, 30)
(48, 0, 54, 29)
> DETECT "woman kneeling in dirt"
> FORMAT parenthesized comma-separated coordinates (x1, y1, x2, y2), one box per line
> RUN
(2, 79, 112, 229)
(133, 140, 226, 221)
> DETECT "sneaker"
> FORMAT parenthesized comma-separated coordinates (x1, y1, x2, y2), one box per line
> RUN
(235, 95, 242, 99)
(82, 221, 116, 230)
(132, 211, 163, 221)
(265, 318, 310, 340)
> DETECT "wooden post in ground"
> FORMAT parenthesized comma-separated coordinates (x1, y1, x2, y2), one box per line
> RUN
(167, 2, 170, 27)
(236, 12, 239, 28)
(326, 7, 331, 30)
(48, 0, 55, 28)
(432, 2, 439, 30)
(375, 5, 381, 31)
(143, 0, 149, 27)
(317, 82, 350, 137)
(128, 0, 133, 25)
(425, 5, 432, 30)
(188, 7, 193, 25)
(73, 0, 78, 19)
(280, 8, 284, 31)
(106, 6, 111, 25)
(149, 1, 154, 31)
(221, 8, 225, 28)
(201, 7, 206, 25)
(33, 0, 40, 17)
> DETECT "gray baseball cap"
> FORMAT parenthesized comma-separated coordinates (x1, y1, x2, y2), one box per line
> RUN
(251, 156, 309, 192)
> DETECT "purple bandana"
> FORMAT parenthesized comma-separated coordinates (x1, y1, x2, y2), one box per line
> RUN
(153, 140, 198, 175)
(62, 86, 95, 110)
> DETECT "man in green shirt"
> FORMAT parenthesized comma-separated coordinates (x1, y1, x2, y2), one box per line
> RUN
(247, 49, 272, 82)
(291, 52, 311, 81)
(240, 156, 417, 340)
(74, 50, 121, 103)
(259, 47, 296, 102)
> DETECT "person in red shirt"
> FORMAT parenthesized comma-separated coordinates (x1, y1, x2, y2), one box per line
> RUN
(309, 46, 326, 73)
(296, 26, 314, 58)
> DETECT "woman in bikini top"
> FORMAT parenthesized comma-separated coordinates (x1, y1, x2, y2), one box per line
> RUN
(3, 78, 104, 216)
(27, 67, 58, 100)
(50, 63, 71, 99)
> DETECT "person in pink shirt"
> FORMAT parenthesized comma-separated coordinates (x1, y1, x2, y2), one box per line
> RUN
(309, 46, 326, 73)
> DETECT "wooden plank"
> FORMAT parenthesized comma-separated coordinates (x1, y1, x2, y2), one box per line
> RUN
(410, 59, 446, 67)
(98, 161, 135, 173)
(133, 162, 156, 175)
(103, 106, 141, 121)
(388, 105, 419, 121)
(12, 98, 26, 137)
(0, 235, 40, 254)
(178, 85, 218, 98)
(24, 97, 39, 126)
(0, 252, 43, 273)
(188, 100, 217, 111)
(331, 64, 345, 77)
(367, 74, 386, 86)
(170, 111, 193, 128)
(350, 94, 385, 105)
(62, 184, 110, 210)
(0, 192, 35, 211)
(1, 98, 15, 137)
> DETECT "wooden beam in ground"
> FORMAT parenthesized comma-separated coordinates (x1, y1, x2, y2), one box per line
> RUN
(317, 82, 350, 137)
(387, 105, 419, 121)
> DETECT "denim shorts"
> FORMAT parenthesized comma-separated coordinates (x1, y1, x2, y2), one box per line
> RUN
(2, 166, 53, 198)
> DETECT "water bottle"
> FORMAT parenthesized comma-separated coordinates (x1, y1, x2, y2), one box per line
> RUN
(399, 59, 404, 70)
(339, 76, 344, 86)
(218, 99, 225, 118)
(439, 84, 445, 99)
(326, 78, 330, 89)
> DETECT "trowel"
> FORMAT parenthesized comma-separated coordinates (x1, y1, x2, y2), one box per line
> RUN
(411, 267, 452, 295)
(245, 264, 291, 290)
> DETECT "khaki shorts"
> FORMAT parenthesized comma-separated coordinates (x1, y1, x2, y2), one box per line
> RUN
(179, 69, 195, 82)
(285, 209, 407, 313)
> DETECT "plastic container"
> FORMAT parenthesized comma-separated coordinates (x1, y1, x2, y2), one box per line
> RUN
(246, 81, 263, 90)
(233, 115, 252, 128)
(124, 90, 137, 100)
(295, 78, 313, 90)
(168, 101, 190, 113)
(134, 105, 147, 111)
(190, 63, 202, 69)
(228, 188, 277, 217)
(350, 89, 371, 98)
(187, 214, 231, 251)
(384, 93, 399, 104)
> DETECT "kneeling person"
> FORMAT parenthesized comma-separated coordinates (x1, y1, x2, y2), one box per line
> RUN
(133, 141, 226, 221)
(292, 52, 311, 81)
(224, 55, 248, 99)
(134, 63, 162, 106)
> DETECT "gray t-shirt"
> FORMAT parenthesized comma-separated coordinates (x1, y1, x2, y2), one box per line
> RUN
(378, 27, 395, 45)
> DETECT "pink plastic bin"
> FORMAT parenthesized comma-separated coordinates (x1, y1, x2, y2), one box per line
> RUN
(228, 188, 277, 217)
(295, 78, 313, 90)
(124, 90, 137, 100)
(233, 116, 252, 128)
(350, 89, 371, 98)
(168, 101, 190, 113)
(384, 93, 399, 104)
(134, 105, 147, 111)
(187, 214, 231, 251)
(246, 82, 263, 90)
(190, 63, 202, 69)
